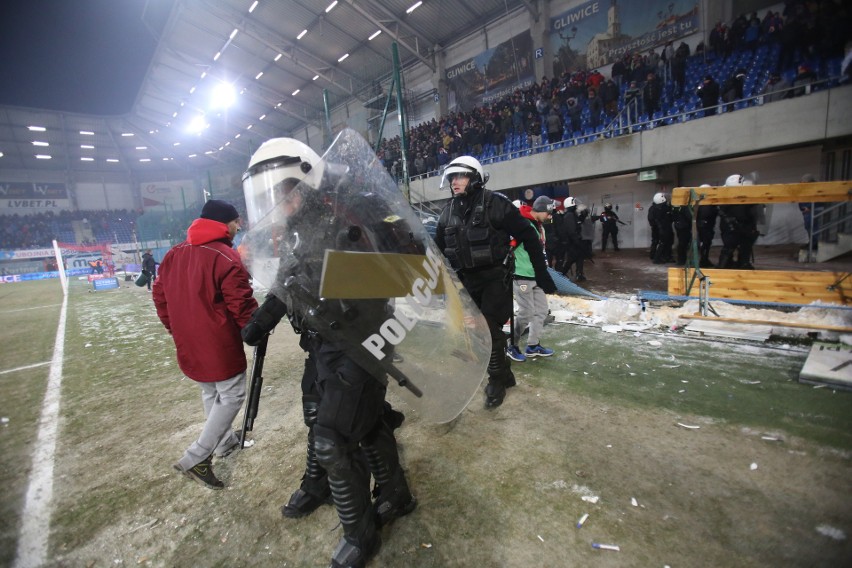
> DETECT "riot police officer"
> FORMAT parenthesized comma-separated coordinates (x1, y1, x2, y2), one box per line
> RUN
(240, 137, 416, 568)
(695, 184, 718, 268)
(435, 156, 556, 409)
(718, 174, 761, 269)
(648, 192, 674, 264)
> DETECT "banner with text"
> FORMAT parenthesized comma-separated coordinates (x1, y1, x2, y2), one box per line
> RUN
(446, 31, 535, 112)
(548, 0, 699, 76)
(140, 180, 199, 213)
(0, 181, 71, 212)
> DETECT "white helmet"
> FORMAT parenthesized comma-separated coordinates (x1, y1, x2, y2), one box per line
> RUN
(724, 174, 744, 186)
(242, 138, 324, 226)
(653, 192, 667, 204)
(699, 183, 712, 187)
(564, 196, 576, 208)
(441, 155, 489, 193)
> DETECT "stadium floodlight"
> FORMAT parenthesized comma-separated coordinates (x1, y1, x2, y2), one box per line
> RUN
(211, 82, 236, 109)
(27, 125, 46, 131)
(187, 115, 209, 134)
(406, 1, 422, 14)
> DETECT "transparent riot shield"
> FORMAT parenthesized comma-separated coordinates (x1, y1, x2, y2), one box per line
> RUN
(240, 129, 489, 423)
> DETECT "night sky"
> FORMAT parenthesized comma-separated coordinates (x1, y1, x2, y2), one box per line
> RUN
(0, 0, 174, 115)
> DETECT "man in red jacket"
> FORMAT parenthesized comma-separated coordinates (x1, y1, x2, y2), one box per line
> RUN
(153, 199, 258, 489)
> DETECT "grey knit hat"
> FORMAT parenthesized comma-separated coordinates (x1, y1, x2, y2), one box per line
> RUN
(532, 195, 554, 213)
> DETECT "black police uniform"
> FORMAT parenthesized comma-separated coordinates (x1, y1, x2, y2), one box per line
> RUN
(242, 190, 415, 566)
(435, 184, 555, 408)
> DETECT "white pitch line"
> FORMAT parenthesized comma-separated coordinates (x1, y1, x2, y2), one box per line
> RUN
(0, 361, 51, 376)
(14, 293, 67, 568)
(0, 304, 62, 314)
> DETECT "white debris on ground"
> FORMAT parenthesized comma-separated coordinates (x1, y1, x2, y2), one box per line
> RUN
(548, 294, 852, 344)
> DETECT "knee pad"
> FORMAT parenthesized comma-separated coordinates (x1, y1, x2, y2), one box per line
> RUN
(302, 395, 321, 427)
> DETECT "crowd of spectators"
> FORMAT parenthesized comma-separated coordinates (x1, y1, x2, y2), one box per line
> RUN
(0, 209, 138, 250)
(376, 0, 850, 181)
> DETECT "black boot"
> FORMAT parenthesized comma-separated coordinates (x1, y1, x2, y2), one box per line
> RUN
(316, 428, 381, 568)
(282, 428, 332, 518)
(361, 423, 417, 528)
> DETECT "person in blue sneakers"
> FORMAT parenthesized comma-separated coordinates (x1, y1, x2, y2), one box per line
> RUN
(506, 196, 556, 362)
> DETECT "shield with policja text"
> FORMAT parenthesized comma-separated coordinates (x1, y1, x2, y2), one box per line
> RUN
(240, 128, 489, 423)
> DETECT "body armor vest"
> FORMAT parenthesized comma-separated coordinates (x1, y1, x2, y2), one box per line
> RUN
(440, 189, 510, 270)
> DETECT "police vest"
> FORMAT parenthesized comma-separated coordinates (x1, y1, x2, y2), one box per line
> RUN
(440, 189, 510, 270)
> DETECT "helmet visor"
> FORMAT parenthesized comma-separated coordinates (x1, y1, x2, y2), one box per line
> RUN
(242, 156, 312, 226)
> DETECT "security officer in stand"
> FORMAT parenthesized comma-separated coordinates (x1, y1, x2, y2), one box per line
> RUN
(435, 156, 556, 409)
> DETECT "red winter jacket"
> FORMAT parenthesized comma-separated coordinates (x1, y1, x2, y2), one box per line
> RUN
(153, 218, 258, 382)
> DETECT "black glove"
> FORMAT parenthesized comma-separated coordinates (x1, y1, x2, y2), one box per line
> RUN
(241, 294, 289, 346)
(535, 269, 557, 294)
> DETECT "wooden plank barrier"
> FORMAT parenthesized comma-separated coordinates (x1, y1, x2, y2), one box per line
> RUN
(668, 268, 850, 305)
(670, 180, 851, 206)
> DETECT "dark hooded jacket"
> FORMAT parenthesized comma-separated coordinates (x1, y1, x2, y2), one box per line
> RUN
(153, 218, 257, 382)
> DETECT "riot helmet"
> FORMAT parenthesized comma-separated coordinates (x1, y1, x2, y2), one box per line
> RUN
(563, 196, 577, 208)
(242, 137, 324, 226)
(441, 155, 489, 195)
(576, 203, 588, 213)
(724, 174, 745, 187)
(653, 192, 667, 204)
(604, 202, 613, 210)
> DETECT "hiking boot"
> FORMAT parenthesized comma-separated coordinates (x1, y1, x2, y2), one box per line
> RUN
(173, 457, 224, 490)
(281, 486, 333, 518)
(484, 383, 506, 409)
(330, 533, 382, 568)
(525, 344, 554, 358)
(506, 344, 526, 362)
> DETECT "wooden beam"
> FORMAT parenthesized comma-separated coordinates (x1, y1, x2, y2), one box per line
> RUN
(671, 181, 852, 206)
(678, 314, 852, 333)
(668, 268, 851, 305)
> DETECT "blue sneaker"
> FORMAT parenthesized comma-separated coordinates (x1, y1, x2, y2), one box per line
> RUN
(525, 344, 554, 358)
(506, 345, 526, 362)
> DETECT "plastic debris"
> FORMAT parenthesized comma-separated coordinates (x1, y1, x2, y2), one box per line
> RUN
(631, 497, 638, 507)
(750, 462, 758, 470)
(421, 543, 433, 548)
(815, 525, 846, 541)
(576, 513, 588, 528)
(677, 422, 700, 429)
(537, 535, 544, 542)
(592, 543, 620, 551)
(648, 340, 662, 347)
(581, 495, 600, 504)
(1, 417, 9, 425)
(602, 325, 622, 333)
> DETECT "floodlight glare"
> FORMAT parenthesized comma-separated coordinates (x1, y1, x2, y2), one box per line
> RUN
(188, 115, 209, 134)
(211, 82, 236, 108)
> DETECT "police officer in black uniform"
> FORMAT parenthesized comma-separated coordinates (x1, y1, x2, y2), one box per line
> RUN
(648, 192, 674, 264)
(718, 174, 760, 269)
(435, 156, 556, 409)
(695, 184, 718, 268)
(599, 203, 625, 251)
(240, 137, 415, 568)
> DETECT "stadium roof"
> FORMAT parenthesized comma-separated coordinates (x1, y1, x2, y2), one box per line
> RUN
(0, 0, 530, 175)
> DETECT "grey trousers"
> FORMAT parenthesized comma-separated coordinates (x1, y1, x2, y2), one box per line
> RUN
(512, 279, 548, 347)
(178, 371, 245, 470)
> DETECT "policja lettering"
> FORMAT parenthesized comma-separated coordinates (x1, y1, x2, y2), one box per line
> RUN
(362, 247, 443, 360)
